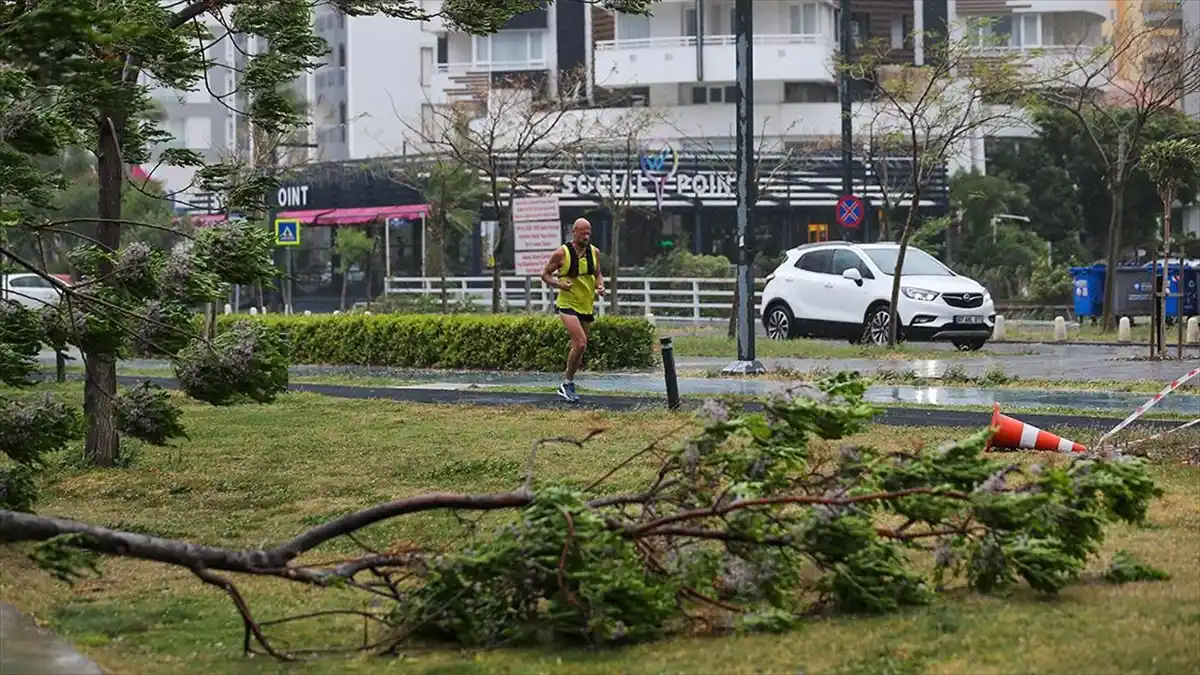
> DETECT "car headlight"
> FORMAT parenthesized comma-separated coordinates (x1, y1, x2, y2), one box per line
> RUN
(902, 287, 939, 302)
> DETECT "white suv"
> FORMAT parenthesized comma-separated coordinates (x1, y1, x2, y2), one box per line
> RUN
(759, 242, 996, 350)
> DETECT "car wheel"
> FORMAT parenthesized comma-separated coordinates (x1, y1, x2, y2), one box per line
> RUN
(862, 305, 892, 346)
(764, 304, 794, 341)
(952, 338, 987, 351)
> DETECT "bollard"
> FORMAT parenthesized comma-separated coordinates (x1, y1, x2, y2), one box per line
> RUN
(304, 310, 312, 316)
(249, 307, 258, 316)
(1187, 317, 1200, 344)
(364, 311, 372, 316)
(1118, 317, 1132, 342)
(645, 313, 657, 329)
(992, 315, 1006, 341)
(261, 306, 268, 314)
(1053, 316, 1067, 342)
(333, 310, 341, 315)
(660, 336, 680, 411)
(223, 303, 232, 314)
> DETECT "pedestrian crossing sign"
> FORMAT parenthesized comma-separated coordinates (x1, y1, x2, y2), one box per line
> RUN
(274, 219, 301, 246)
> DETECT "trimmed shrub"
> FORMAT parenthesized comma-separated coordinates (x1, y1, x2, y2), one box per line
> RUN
(214, 313, 657, 372)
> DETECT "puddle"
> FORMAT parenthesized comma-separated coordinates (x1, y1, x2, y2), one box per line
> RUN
(378, 371, 1200, 415)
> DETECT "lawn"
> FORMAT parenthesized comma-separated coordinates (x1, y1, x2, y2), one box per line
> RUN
(2, 389, 1199, 675)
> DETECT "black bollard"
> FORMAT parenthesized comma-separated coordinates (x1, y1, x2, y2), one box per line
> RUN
(660, 336, 680, 410)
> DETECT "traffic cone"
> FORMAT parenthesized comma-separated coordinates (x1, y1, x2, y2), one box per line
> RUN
(985, 403, 1087, 454)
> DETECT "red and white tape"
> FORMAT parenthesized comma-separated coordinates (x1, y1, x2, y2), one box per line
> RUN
(1125, 417, 1200, 447)
(1096, 366, 1200, 448)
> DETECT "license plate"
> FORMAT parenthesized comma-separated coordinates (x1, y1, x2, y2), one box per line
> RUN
(956, 315, 985, 324)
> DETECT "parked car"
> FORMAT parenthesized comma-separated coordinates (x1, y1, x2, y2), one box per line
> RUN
(1, 273, 67, 309)
(759, 241, 996, 350)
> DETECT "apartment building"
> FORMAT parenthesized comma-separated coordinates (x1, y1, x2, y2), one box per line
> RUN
(143, 19, 316, 222)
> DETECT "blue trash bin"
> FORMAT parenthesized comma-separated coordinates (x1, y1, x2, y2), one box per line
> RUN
(1070, 264, 1106, 318)
(1145, 262, 1190, 318)
(1182, 264, 1198, 317)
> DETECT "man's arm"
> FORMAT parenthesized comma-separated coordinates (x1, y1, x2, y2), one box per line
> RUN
(541, 248, 568, 288)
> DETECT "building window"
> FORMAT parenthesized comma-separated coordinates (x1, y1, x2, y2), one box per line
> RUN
(1015, 14, 1042, 47)
(616, 13, 650, 41)
(784, 82, 835, 103)
(338, 43, 346, 67)
(790, 4, 819, 35)
(683, 7, 698, 37)
(689, 84, 738, 104)
(184, 117, 213, 149)
(472, 30, 544, 66)
(966, 15, 1015, 47)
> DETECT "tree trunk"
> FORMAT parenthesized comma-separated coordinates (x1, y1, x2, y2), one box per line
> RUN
(437, 216, 448, 314)
(888, 225, 915, 348)
(1159, 197, 1172, 357)
(85, 112, 125, 467)
(1099, 186, 1125, 332)
(610, 209, 621, 315)
(728, 285, 738, 339)
(340, 272, 349, 310)
(491, 201, 510, 314)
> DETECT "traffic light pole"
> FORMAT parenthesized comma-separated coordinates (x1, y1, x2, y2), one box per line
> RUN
(840, 0, 854, 242)
(722, 0, 765, 375)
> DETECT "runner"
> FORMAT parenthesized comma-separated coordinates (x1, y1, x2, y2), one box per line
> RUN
(541, 218, 604, 403)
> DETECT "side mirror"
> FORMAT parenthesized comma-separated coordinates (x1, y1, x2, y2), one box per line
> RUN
(842, 268, 863, 286)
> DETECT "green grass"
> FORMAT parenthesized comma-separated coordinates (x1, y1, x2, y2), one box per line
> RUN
(1, 387, 1199, 674)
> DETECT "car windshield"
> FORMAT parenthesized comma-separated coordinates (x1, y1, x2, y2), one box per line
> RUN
(864, 248, 953, 276)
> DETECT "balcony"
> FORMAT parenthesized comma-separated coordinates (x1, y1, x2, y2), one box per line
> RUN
(594, 33, 836, 87)
(426, 60, 549, 104)
(1010, 1, 1109, 20)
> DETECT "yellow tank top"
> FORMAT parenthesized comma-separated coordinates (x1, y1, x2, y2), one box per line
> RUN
(555, 243, 598, 315)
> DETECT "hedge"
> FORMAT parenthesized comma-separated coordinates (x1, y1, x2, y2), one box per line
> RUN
(213, 313, 657, 372)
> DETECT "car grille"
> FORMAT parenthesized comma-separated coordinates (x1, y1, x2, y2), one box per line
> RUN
(942, 293, 984, 309)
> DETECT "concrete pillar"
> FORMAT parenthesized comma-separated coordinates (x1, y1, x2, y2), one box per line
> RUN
(1118, 316, 1132, 342)
(993, 314, 1006, 340)
(1187, 317, 1199, 344)
(1053, 316, 1067, 341)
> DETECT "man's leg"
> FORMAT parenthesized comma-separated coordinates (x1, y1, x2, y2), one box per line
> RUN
(558, 313, 587, 402)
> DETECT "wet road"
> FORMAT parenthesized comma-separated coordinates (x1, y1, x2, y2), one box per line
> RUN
(0, 604, 102, 675)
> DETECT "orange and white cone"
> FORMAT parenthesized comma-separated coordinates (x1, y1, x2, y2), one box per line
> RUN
(985, 403, 1087, 454)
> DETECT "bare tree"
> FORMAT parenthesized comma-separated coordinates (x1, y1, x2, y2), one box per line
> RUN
(403, 68, 598, 313)
(843, 22, 1040, 347)
(1035, 11, 1200, 330)
(669, 120, 805, 338)
(573, 105, 662, 314)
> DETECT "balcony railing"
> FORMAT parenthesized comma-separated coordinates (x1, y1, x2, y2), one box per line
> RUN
(596, 33, 829, 52)
(436, 60, 548, 74)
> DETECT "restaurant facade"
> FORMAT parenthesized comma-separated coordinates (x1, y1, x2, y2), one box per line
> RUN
(185, 147, 949, 309)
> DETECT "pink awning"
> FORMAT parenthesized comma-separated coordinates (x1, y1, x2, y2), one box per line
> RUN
(276, 204, 429, 225)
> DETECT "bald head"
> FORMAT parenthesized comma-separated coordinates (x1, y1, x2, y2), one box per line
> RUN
(571, 218, 591, 247)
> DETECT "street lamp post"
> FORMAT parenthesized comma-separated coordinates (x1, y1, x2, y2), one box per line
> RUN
(722, 0, 766, 375)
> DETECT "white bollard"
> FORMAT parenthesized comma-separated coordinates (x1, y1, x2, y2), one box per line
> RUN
(1053, 316, 1067, 342)
(248, 307, 258, 316)
(1187, 317, 1200, 344)
(992, 315, 1006, 341)
(1118, 317, 1132, 342)
(223, 303, 232, 315)
(303, 310, 312, 316)
(645, 313, 657, 328)
(260, 306, 268, 314)
(333, 310, 341, 315)
(364, 311, 372, 316)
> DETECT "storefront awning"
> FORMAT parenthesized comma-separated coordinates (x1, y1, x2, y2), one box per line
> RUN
(277, 204, 429, 225)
